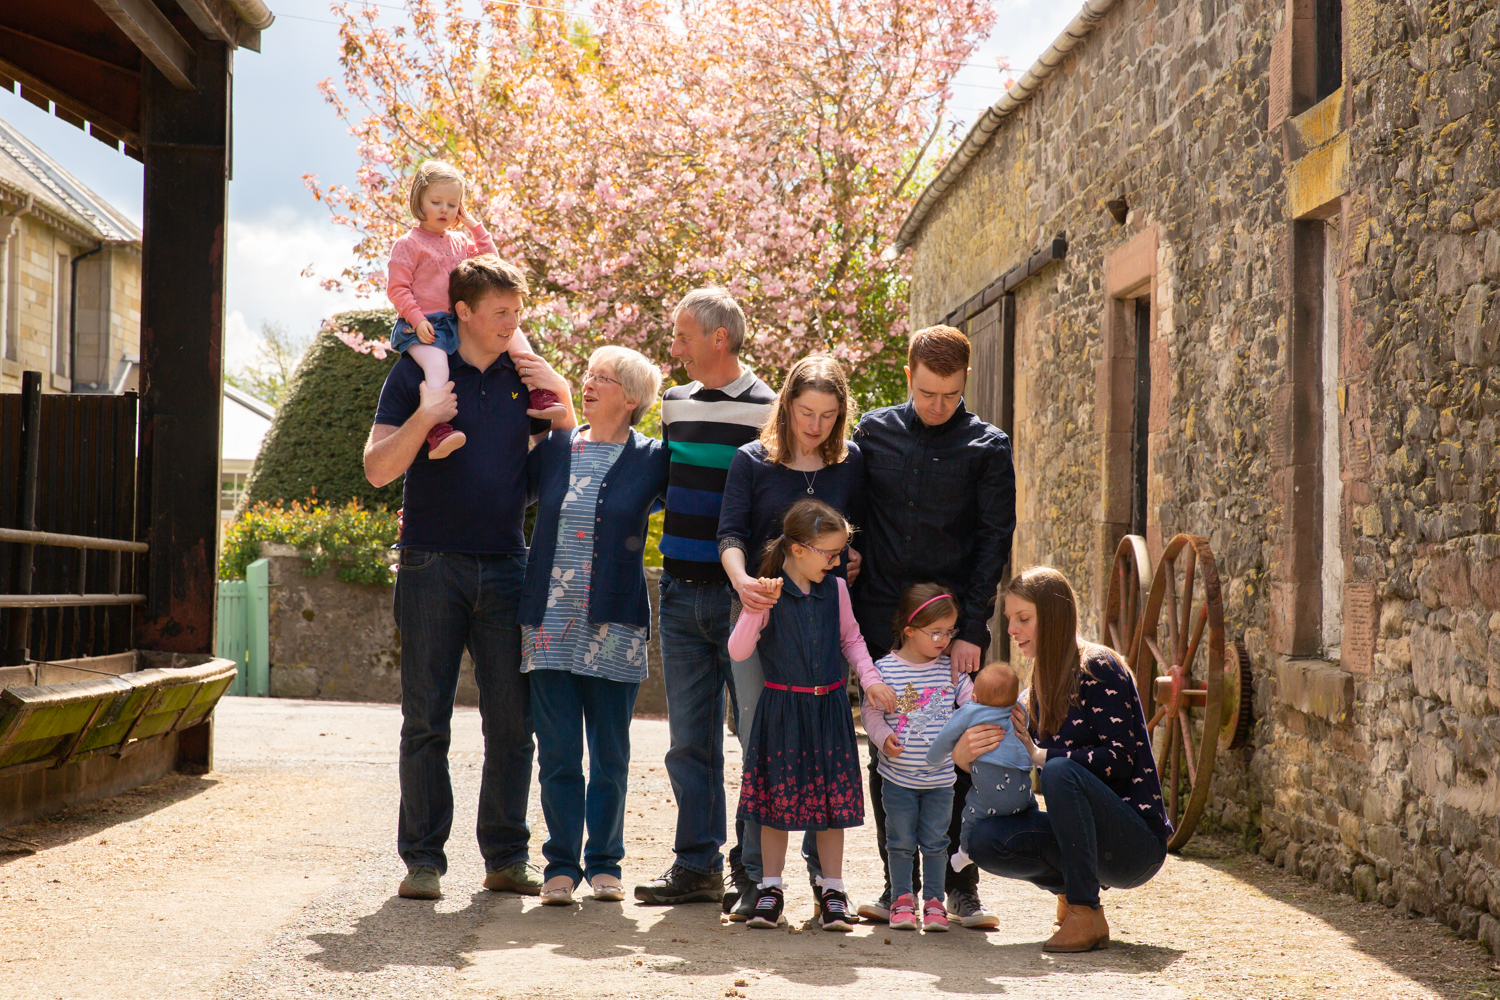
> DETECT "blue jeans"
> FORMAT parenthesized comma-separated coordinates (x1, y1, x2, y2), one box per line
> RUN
(730, 648, 816, 885)
(883, 781, 955, 902)
(394, 551, 532, 875)
(658, 572, 738, 874)
(531, 669, 639, 885)
(968, 756, 1167, 908)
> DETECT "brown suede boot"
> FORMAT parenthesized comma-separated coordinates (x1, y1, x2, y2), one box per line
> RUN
(1042, 904, 1108, 953)
(1092, 906, 1110, 948)
(1054, 895, 1069, 928)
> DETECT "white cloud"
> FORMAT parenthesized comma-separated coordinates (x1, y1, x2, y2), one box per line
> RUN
(224, 208, 375, 363)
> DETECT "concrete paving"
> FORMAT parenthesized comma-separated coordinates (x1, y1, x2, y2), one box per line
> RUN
(1, 696, 1496, 999)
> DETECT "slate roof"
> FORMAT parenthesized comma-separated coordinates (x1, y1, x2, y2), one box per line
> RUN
(0, 114, 141, 244)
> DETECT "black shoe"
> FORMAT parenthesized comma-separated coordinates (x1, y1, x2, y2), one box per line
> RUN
(730, 888, 758, 921)
(722, 861, 752, 914)
(747, 885, 785, 928)
(634, 864, 725, 905)
(820, 889, 854, 932)
(811, 881, 857, 924)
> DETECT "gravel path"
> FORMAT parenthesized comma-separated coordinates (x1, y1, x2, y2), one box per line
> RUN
(1, 697, 1496, 999)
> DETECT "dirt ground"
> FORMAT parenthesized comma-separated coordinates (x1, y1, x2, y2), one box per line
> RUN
(2, 697, 1498, 1000)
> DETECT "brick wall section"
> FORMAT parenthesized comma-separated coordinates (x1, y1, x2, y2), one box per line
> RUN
(907, 0, 1500, 946)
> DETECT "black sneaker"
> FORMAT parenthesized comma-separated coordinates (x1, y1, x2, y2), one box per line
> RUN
(747, 885, 785, 928)
(820, 889, 854, 932)
(811, 881, 856, 924)
(634, 864, 725, 905)
(730, 888, 758, 921)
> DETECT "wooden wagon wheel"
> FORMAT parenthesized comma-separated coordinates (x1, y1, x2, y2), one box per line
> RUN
(1102, 534, 1152, 678)
(1134, 533, 1225, 851)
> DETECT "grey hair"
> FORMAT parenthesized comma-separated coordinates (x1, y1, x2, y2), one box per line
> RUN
(590, 346, 663, 426)
(673, 286, 746, 354)
(409, 159, 466, 221)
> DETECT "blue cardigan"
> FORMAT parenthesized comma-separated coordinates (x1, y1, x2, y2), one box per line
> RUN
(520, 427, 668, 632)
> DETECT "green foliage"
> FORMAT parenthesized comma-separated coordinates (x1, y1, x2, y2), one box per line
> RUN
(242, 310, 402, 511)
(220, 500, 399, 586)
(225, 320, 313, 406)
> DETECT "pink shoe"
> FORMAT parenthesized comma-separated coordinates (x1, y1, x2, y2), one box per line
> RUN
(889, 893, 919, 930)
(426, 423, 466, 459)
(528, 388, 560, 412)
(922, 898, 949, 932)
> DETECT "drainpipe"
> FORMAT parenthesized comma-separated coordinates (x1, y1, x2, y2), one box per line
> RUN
(70, 242, 105, 391)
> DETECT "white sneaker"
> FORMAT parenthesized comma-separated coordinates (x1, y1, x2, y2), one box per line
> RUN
(540, 875, 575, 905)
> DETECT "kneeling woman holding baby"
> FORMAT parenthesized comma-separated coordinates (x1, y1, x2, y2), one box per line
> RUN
(947, 566, 1171, 953)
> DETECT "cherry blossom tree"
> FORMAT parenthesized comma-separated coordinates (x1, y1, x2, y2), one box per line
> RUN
(308, 0, 996, 387)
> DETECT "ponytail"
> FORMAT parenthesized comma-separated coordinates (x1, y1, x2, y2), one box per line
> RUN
(758, 498, 850, 578)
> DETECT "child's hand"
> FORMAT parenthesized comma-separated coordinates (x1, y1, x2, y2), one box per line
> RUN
(865, 682, 898, 713)
(457, 205, 479, 230)
(881, 734, 903, 758)
(759, 577, 784, 604)
(415, 320, 437, 345)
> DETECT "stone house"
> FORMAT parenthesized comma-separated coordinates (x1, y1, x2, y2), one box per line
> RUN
(0, 114, 142, 395)
(896, 0, 1500, 945)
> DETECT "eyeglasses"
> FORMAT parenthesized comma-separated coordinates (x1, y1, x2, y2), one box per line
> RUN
(913, 627, 960, 642)
(582, 370, 621, 387)
(797, 542, 843, 564)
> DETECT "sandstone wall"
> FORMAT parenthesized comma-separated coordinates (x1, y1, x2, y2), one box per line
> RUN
(907, 0, 1500, 950)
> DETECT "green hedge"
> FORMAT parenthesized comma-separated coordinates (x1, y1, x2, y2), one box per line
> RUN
(241, 309, 401, 512)
(220, 500, 399, 585)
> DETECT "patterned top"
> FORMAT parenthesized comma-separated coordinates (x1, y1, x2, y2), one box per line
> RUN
(386, 223, 496, 328)
(861, 652, 973, 789)
(521, 438, 649, 683)
(1034, 646, 1173, 841)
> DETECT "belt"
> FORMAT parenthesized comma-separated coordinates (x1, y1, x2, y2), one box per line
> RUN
(763, 681, 841, 696)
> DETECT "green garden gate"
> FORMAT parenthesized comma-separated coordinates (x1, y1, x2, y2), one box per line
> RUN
(215, 558, 270, 696)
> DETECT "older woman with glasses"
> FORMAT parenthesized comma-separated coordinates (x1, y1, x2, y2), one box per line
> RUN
(520, 345, 667, 905)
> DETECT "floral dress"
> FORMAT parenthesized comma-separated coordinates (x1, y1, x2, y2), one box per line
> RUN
(521, 438, 649, 683)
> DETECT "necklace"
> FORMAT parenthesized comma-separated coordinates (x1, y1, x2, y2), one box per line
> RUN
(800, 468, 819, 495)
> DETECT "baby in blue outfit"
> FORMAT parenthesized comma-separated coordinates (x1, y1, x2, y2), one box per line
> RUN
(927, 661, 1035, 871)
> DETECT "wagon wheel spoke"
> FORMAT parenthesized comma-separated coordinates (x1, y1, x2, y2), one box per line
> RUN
(1181, 602, 1209, 681)
(1178, 708, 1198, 786)
(1167, 715, 1182, 824)
(1163, 559, 1180, 663)
(1179, 545, 1197, 663)
(1146, 704, 1166, 734)
(1145, 635, 1167, 668)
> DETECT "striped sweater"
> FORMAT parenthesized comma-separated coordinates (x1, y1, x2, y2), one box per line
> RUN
(659, 367, 776, 583)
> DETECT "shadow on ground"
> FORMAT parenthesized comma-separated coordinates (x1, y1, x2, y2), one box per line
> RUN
(305, 888, 1184, 995)
(0, 773, 218, 867)
(1184, 836, 1500, 1000)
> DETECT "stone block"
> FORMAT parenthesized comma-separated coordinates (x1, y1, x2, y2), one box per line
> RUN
(1343, 582, 1379, 674)
(1287, 132, 1351, 219)
(1458, 906, 1483, 940)
(270, 665, 320, 700)
(1411, 625, 1456, 702)
(1455, 284, 1494, 367)
(1278, 659, 1355, 724)
(1353, 864, 1378, 901)
(1482, 913, 1500, 954)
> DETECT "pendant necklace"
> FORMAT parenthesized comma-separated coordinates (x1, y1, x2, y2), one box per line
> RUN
(801, 468, 819, 495)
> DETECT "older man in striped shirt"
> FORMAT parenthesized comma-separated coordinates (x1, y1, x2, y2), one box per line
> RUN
(633, 287, 778, 906)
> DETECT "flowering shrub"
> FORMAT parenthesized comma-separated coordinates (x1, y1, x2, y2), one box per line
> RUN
(307, 0, 996, 377)
(220, 500, 399, 586)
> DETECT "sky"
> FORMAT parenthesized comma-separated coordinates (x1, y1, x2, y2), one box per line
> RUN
(0, 0, 1078, 375)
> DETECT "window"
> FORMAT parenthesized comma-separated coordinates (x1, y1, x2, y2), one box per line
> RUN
(1, 228, 16, 362)
(1130, 297, 1152, 538)
(54, 251, 72, 379)
(1320, 218, 1343, 658)
(1315, 0, 1344, 103)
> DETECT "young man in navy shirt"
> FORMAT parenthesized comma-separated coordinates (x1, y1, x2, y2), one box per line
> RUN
(365, 255, 575, 901)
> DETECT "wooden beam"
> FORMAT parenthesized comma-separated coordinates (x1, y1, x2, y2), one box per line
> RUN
(0, 30, 141, 144)
(170, 0, 237, 45)
(89, 0, 195, 90)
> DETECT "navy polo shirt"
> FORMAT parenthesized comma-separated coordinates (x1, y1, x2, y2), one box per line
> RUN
(374, 351, 540, 554)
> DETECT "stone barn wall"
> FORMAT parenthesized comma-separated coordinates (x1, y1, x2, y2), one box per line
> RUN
(907, 0, 1500, 949)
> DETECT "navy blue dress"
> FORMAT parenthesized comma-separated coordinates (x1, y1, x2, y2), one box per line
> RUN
(737, 572, 865, 832)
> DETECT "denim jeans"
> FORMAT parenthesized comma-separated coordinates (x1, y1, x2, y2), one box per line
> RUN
(967, 756, 1167, 908)
(730, 647, 816, 885)
(531, 669, 639, 885)
(394, 551, 532, 875)
(658, 572, 738, 874)
(883, 782, 955, 902)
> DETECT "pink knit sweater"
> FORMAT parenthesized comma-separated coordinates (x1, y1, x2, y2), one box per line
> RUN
(386, 223, 496, 328)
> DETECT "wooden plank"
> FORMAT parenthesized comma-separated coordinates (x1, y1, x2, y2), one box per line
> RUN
(86, 0, 195, 90)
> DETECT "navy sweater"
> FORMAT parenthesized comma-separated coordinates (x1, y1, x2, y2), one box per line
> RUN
(1033, 647, 1173, 842)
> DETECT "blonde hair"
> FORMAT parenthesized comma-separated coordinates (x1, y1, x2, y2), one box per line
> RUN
(409, 159, 466, 221)
(589, 346, 663, 426)
(972, 661, 1020, 708)
(759, 355, 852, 467)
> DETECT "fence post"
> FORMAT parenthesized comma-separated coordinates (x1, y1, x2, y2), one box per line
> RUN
(246, 558, 270, 697)
(3, 371, 42, 666)
(215, 580, 249, 696)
